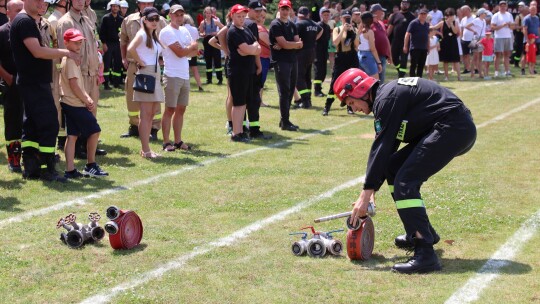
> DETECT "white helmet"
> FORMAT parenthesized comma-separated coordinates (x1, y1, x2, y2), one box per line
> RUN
(107, 0, 120, 10)
(137, 0, 154, 3)
(44, 0, 56, 4)
(119, 0, 129, 7)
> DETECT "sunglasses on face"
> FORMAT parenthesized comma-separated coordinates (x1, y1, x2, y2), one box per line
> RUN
(147, 16, 159, 22)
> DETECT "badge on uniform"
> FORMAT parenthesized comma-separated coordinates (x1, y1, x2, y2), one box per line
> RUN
(374, 119, 382, 135)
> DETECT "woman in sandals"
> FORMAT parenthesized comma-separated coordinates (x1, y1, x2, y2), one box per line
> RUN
(128, 7, 165, 158)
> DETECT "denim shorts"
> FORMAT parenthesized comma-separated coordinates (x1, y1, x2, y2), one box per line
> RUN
(358, 51, 378, 76)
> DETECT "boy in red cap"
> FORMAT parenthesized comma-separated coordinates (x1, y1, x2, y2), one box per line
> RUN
(526, 33, 538, 74)
(59, 28, 108, 178)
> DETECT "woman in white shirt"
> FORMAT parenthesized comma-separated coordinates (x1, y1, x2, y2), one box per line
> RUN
(357, 12, 382, 79)
(127, 7, 164, 159)
(465, 9, 488, 78)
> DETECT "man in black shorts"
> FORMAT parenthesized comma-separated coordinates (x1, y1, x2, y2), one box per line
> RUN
(10, 0, 79, 182)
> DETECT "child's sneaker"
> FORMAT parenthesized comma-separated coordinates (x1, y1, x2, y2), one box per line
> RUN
(64, 169, 84, 179)
(494, 71, 499, 78)
(83, 163, 109, 178)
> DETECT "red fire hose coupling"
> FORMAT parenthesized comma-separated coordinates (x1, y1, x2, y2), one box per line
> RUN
(104, 206, 143, 250)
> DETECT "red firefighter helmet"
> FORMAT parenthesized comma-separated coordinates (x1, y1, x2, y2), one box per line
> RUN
(333, 68, 378, 103)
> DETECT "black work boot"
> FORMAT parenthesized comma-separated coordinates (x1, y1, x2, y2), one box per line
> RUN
(395, 226, 440, 250)
(120, 124, 139, 138)
(206, 72, 212, 84)
(104, 82, 112, 90)
(7, 141, 22, 173)
(22, 148, 41, 179)
(279, 119, 299, 131)
(392, 238, 442, 274)
(40, 153, 67, 183)
(150, 128, 159, 141)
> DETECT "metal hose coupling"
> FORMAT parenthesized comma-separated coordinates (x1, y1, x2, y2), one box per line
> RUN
(56, 212, 105, 248)
(104, 206, 143, 250)
(322, 229, 345, 256)
(289, 232, 309, 256)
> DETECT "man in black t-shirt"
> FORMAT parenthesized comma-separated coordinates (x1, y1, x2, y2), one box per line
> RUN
(387, 0, 416, 77)
(269, 0, 303, 131)
(403, 9, 429, 77)
(313, 7, 331, 97)
(0, 0, 23, 173)
(0, 0, 8, 26)
(10, 0, 78, 182)
(100, 0, 124, 90)
(227, 4, 261, 142)
(294, 6, 322, 109)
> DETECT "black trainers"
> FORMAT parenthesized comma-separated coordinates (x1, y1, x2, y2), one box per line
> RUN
(64, 169, 84, 179)
(250, 130, 272, 140)
(392, 239, 442, 274)
(395, 227, 440, 250)
(347, 106, 354, 115)
(322, 107, 329, 116)
(231, 133, 250, 143)
(303, 100, 312, 109)
(521, 69, 526, 75)
(462, 69, 470, 74)
(83, 163, 109, 178)
(279, 120, 299, 131)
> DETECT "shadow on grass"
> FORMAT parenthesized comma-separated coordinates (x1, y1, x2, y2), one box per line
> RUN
(0, 196, 23, 212)
(111, 243, 148, 255)
(350, 251, 532, 275)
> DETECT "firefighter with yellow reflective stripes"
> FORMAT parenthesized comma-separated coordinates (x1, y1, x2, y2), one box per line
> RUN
(387, 0, 415, 78)
(334, 69, 476, 274)
(199, 6, 224, 85)
(100, 0, 124, 90)
(293, 6, 322, 109)
(120, 0, 167, 139)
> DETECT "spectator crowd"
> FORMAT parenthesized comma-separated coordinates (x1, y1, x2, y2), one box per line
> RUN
(0, 0, 538, 181)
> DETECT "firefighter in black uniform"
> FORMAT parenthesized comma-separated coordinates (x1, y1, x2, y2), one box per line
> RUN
(334, 68, 477, 274)
(100, 0, 124, 90)
(387, 0, 415, 78)
(313, 7, 330, 97)
(322, 10, 358, 116)
(294, 6, 322, 109)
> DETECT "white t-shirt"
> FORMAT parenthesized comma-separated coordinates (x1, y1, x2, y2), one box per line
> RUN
(468, 18, 487, 38)
(159, 25, 193, 79)
(185, 24, 200, 44)
(491, 11, 514, 38)
(429, 9, 443, 26)
(460, 16, 475, 41)
(134, 31, 163, 66)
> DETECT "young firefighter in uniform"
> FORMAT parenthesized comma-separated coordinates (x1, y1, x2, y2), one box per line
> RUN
(100, 0, 124, 90)
(334, 69, 477, 274)
(313, 7, 331, 97)
(294, 6, 322, 109)
(322, 10, 358, 116)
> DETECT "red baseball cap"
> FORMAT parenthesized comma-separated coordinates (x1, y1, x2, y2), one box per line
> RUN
(278, 0, 292, 8)
(230, 4, 248, 14)
(528, 33, 538, 39)
(63, 28, 86, 42)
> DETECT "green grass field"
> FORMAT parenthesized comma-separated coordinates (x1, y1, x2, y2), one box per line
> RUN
(0, 66, 539, 303)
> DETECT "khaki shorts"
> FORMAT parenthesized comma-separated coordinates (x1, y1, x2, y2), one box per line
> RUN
(163, 75, 190, 108)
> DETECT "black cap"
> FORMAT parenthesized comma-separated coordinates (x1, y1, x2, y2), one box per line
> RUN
(419, 8, 429, 14)
(320, 7, 330, 14)
(142, 7, 159, 18)
(351, 7, 360, 13)
(298, 6, 309, 16)
(248, 0, 263, 10)
(341, 10, 351, 17)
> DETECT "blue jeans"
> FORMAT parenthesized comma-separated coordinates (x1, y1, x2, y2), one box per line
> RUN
(260, 57, 270, 87)
(358, 50, 378, 76)
(379, 56, 387, 83)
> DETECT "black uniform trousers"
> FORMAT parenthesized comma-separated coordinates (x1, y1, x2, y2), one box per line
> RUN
(512, 31, 524, 64)
(247, 72, 262, 131)
(296, 48, 315, 101)
(313, 49, 328, 93)
(3, 83, 24, 141)
(18, 83, 59, 154)
(274, 60, 298, 122)
(202, 35, 223, 83)
(391, 40, 408, 78)
(103, 41, 123, 86)
(384, 107, 476, 244)
(409, 49, 428, 78)
(325, 50, 358, 109)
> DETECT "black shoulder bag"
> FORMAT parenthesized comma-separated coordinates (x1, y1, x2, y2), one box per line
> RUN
(133, 44, 158, 94)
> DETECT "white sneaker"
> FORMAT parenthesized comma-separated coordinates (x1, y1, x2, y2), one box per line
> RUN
(494, 71, 499, 78)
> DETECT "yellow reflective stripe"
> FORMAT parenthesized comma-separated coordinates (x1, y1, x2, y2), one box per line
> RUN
(111, 71, 122, 76)
(312, 6, 316, 11)
(39, 146, 55, 153)
(250, 121, 260, 127)
(327, 94, 335, 98)
(395, 199, 425, 209)
(21, 141, 39, 149)
(395, 64, 400, 68)
(214, 67, 224, 72)
(58, 130, 67, 137)
(388, 185, 394, 193)
(399, 68, 408, 73)
(298, 89, 311, 95)
(41, 164, 47, 169)
(313, 80, 322, 84)
(153, 113, 162, 120)
(103, 71, 111, 76)
(396, 120, 408, 141)
(128, 111, 139, 117)
(206, 68, 214, 72)
(243, 121, 248, 126)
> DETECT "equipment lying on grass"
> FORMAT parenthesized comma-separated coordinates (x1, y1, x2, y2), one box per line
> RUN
(104, 206, 143, 250)
(289, 226, 344, 258)
(314, 202, 376, 260)
(56, 212, 106, 248)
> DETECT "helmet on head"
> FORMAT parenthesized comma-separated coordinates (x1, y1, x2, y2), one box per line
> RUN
(333, 68, 378, 103)
(119, 0, 129, 8)
(107, 0, 120, 10)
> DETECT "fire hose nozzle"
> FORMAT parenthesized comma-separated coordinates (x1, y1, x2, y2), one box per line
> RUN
(104, 221, 119, 235)
(106, 206, 122, 221)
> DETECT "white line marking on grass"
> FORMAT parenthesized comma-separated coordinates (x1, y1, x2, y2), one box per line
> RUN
(0, 119, 365, 229)
(476, 97, 540, 128)
(79, 176, 366, 304)
(445, 209, 540, 304)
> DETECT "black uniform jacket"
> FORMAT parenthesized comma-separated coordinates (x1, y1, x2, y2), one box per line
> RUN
(363, 77, 469, 191)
